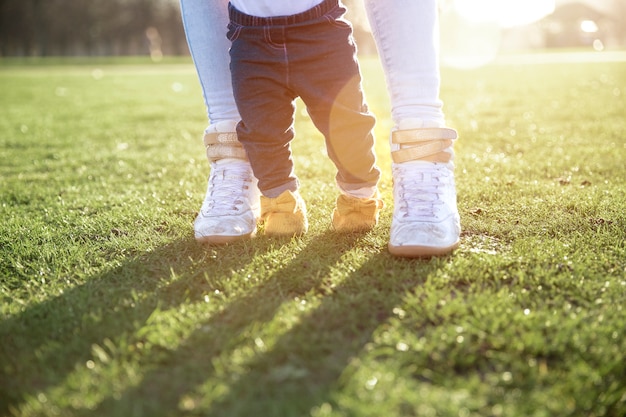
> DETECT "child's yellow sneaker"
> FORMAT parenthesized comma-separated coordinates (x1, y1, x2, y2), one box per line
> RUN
(332, 193, 384, 232)
(261, 190, 308, 236)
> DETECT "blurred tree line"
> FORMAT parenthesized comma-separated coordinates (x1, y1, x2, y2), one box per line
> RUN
(0, 0, 369, 57)
(0, 0, 187, 56)
(2, 0, 624, 58)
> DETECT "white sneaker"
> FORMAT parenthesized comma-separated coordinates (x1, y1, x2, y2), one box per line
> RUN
(194, 158, 261, 244)
(388, 160, 460, 257)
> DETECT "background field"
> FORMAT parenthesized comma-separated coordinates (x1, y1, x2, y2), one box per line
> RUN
(1, 54, 625, 417)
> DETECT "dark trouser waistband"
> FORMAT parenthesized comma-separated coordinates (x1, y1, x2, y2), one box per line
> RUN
(228, 0, 339, 26)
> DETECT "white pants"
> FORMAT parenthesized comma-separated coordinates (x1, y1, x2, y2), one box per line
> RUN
(179, 0, 445, 129)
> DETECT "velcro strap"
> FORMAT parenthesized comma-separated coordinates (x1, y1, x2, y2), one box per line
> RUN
(206, 143, 248, 161)
(391, 127, 457, 144)
(203, 131, 240, 147)
(391, 128, 457, 164)
(203, 131, 247, 161)
(392, 140, 453, 163)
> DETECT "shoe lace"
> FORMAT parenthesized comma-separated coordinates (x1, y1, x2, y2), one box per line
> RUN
(202, 163, 253, 216)
(394, 163, 448, 219)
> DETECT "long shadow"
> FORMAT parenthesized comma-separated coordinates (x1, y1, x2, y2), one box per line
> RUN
(64, 231, 367, 416)
(0, 236, 271, 414)
(68, 235, 445, 417)
(203, 253, 432, 416)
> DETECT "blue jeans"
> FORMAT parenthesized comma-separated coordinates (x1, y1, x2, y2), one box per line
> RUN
(180, 0, 445, 129)
(227, 0, 380, 197)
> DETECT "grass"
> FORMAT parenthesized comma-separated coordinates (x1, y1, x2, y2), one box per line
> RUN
(0, 54, 625, 417)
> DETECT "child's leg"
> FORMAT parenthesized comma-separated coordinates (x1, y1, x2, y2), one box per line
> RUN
(227, 25, 299, 197)
(227, 5, 308, 236)
(286, 5, 382, 231)
(289, 10, 380, 198)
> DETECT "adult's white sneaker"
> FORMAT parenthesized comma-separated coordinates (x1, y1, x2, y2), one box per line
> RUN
(194, 158, 261, 244)
(388, 160, 460, 257)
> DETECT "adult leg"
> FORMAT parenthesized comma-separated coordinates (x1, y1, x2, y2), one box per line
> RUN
(364, 0, 460, 257)
(180, 0, 260, 244)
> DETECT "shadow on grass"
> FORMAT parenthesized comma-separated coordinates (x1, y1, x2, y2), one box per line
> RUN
(76, 234, 445, 417)
(0, 236, 264, 414)
(0, 231, 447, 416)
(199, 251, 430, 417)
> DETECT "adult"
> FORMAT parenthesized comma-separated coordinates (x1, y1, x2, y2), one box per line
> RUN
(180, 0, 460, 257)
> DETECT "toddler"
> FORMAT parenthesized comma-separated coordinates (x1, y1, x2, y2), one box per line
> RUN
(227, 0, 383, 236)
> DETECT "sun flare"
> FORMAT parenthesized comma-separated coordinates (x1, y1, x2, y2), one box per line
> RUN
(439, 0, 556, 69)
(447, 0, 555, 28)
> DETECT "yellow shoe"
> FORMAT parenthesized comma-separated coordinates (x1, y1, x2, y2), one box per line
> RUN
(261, 190, 308, 236)
(332, 193, 384, 232)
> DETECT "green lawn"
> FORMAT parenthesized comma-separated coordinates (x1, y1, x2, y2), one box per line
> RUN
(1, 54, 625, 417)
